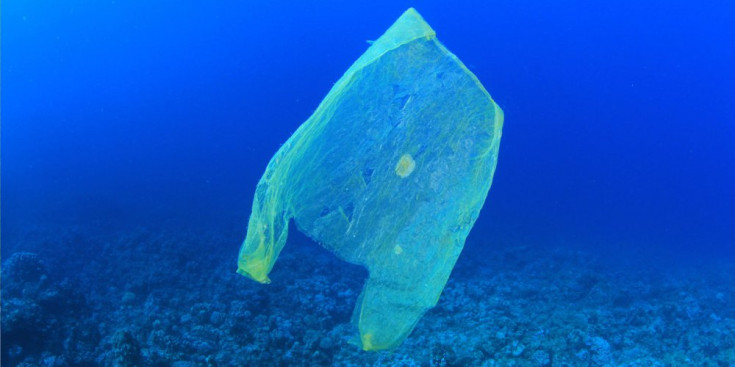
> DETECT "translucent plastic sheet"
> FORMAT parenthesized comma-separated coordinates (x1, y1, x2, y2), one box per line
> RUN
(237, 8, 503, 350)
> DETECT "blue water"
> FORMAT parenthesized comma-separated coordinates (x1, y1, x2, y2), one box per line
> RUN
(3, 1, 734, 366)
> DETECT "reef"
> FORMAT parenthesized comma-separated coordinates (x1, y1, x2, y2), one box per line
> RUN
(2, 225, 734, 366)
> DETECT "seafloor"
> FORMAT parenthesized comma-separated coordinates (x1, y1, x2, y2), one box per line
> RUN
(2, 223, 734, 367)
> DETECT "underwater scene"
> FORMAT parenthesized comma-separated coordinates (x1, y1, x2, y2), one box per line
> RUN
(2, 1, 734, 366)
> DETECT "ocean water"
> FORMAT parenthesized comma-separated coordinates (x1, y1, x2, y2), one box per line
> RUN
(2, 1, 734, 366)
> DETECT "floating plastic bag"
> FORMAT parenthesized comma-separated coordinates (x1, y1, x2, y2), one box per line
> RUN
(237, 7, 503, 351)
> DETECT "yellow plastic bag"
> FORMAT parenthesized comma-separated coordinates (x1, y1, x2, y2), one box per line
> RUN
(237, 8, 503, 350)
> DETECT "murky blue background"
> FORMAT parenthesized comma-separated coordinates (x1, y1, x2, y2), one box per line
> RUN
(4, 1, 733, 263)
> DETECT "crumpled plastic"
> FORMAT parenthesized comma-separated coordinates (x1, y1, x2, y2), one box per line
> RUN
(237, 7, 503, 351)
